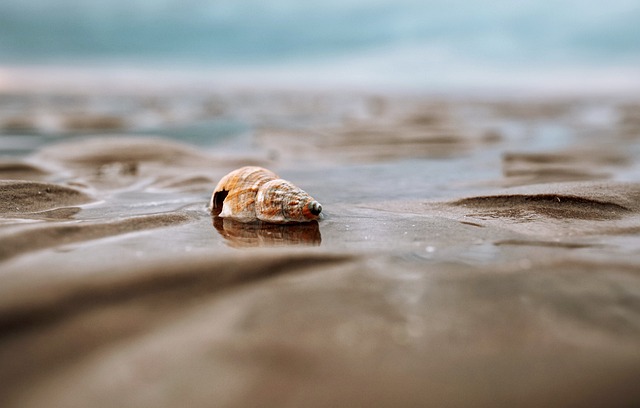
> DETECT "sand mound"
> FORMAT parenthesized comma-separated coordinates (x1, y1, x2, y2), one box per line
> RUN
(0, 180, 93, 214)
(454, 194, 629, 220)
(452, 182, 640, 221)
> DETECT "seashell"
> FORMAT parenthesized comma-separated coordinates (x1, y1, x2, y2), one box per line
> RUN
(210, 166, 322, 223)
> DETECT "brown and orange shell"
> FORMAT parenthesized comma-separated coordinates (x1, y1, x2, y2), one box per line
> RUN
(209, 166, 323, 223)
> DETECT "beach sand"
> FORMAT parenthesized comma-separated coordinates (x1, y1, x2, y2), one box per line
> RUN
(1, 90, 640, 407)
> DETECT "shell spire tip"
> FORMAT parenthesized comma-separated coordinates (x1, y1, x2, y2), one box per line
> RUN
(308, 201, 322, 216)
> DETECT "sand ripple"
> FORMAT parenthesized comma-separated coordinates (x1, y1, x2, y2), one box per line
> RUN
(0, 212, 193, 263)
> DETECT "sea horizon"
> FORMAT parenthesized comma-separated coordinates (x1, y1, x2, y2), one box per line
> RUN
(1, 0, 639, 96)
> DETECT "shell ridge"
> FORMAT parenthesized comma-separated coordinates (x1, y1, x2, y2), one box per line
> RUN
(279, 179, 288, 223)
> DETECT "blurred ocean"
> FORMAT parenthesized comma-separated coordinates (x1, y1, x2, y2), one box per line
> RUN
(1, 0, 639, 93)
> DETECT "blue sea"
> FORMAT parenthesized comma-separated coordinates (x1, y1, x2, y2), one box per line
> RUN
(1, 0, 639, 93)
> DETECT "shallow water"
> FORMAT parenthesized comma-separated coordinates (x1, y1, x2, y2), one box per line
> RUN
(1, 91, 640, 408)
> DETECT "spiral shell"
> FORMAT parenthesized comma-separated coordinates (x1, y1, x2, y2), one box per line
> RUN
(210, 166, 322, 223)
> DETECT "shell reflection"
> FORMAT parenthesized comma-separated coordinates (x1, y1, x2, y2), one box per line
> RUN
(213, 217, 321, 248)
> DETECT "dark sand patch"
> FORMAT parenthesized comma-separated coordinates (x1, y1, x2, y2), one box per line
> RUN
(459, 220, 484, 227)
(0, 180, 93, 214)
(494, 239, 600, 249)
(61, 114, 127, 132)
(1, 115, 39, 132)
(0, 212, 193, 263)
(503, 151, 629, 166)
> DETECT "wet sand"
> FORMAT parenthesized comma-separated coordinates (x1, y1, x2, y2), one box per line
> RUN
(1, 90, 640, 407)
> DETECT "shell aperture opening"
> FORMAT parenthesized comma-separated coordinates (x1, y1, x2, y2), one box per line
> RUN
(211, 190, 228, 215)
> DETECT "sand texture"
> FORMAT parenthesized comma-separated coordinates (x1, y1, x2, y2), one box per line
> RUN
(1, 91, 640, 407)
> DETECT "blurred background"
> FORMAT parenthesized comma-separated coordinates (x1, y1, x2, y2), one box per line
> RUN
(1, 0, 639, 93)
